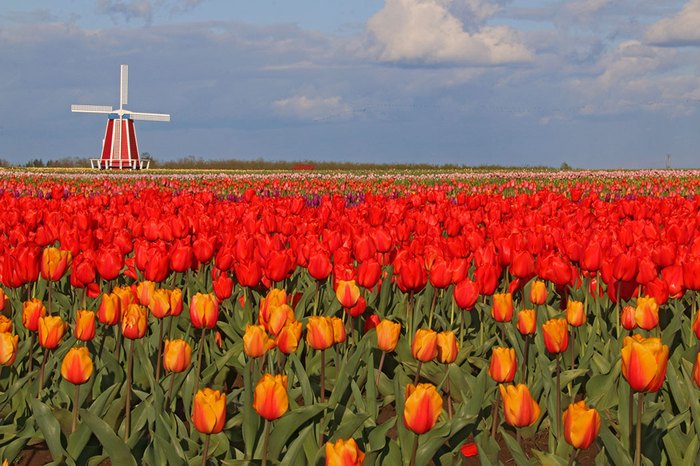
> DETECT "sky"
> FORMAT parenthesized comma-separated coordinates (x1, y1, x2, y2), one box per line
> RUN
(1, 0, 700, 168)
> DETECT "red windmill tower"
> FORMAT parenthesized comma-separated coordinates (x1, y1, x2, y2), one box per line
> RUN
(72, 65, 170, 169)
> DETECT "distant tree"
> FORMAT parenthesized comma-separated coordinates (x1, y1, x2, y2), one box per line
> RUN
(560, 162, 572, 171)
(25, 158, 45, 167)
(0, 158, 10, 167)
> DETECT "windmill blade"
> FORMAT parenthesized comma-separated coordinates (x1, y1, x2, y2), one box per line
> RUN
(120, 64, 128, 106)
(128, 112, 170, 122)
(71, 104, 113, 113)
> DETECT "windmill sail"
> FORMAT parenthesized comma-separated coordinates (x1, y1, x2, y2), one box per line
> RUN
(120, 64, 128, 107)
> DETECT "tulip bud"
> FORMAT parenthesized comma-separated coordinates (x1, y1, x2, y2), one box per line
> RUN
(517, 309, 536, 335)
(325, 438, 365, 466)
(74, 310, 96, 341)
(192, 388, 226, 434)
(306, 316, 335, 351)
(190, 293, 219, 329)
(436, 331, 458, 364)
(499, 383, 540, 427)
(563, 400, 600, 450)
(403, 383, 442, 434)
(41, 247, 71, 281)
(491, 293, 513, 323)
(243, 324, 275, 358)
(38, 315, 67, 349)
(621, 306, 637, 330)
(253, 374, 289, 421)
(135, 281, 156, 307)
(275, 321, 303, 354)
(375, 320, 401, 352)
(0, 315, 13, 333)
(336, 280, 361, 309)
(542, 319, 569, 354)
(163, 339, 192, 373)
(169, 288, 183, 316)
(635, 296, 659, 331)
(149, 288, 171, 319)
(22, 298, 46, 332)
(411, 329, 438, 362)
(621, 334, 668, 392)
(346, 295, 367, 318)
(489, 347, 517, 383)
(121, 304, 148, 340)
(0, 332, 18, 366)
(97, 293, 121, 326)
(61, 347, 93, 385)
(566, 300, 585, 327)
(529, 281, 548, 305)
(330, 317, 346, 344)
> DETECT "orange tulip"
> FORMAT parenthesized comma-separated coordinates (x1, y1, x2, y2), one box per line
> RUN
(61, 347, 93, 385)
(22, 298, 46, 332)
(403, 383, 443, 434)
(253, 374, 289, 421)
(517, 309, 536, 335)
(0, 315, 13, 333)
(621, 305, 637, 330)
(331, 316, 346, 344)
(621, 334, 668, 392)
(243, 324, 275, 358)
(635, 296, 659, 331)
(149, 288, 171, 319)
(38, 315, 67, 349)
(0, 332, 18, 366)
(375, 320, 401, 352)
(436, 331, 458, 364)
(275, 321, 303, 354)
(529, 280, 548, 305)
(97, 293, 121, 326)
(325, 438, 365, 466)
(489, 347, 517, 383)
(121, 304, 148, 340)
(135, 281, 156, 307)
(0, 287, 6, 311)
(542, 319, 568, 354)
(74, 310, 96, 341)
(499, 384, 540, 427)
(694, 310, 700, 340)
(41, 247, 71, 281)
(411, 329, 438, 362)
(113, 285, 135, 310)
(566, 300, 585, 327)
(259, 289, 287, 321)
(163, 339, 192, 373)
(335, 280, 360, 308)
(306, 316, 335, 350)
(190, 293, 219, 329)
(693, 352, 700, 389)
(169, 288, 183, 316)
(491, 293, 513, 322)
(192, 388, 226, 434)
(262, 304, 294, 336)
(563, 400, 600, 450)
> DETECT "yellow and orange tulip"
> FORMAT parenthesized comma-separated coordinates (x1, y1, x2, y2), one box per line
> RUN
(411, 329, 438, 362)
(97, 293, 120, 326)
(275, 321, 303, 355)
(0, 332, 18, 366)
(566, 300, 585, 327)
(563, 400, 600, 450)
(38, 315, 67, 349)
(499, 384, 540, 427)
(517, 309, 537, 335)
(489, 347, 517, 383)
(635, 296, 659, 331)
(325, 438, 365, 466)
(121, 304, 148, 340)
(163, 339, 192, 373)
(253, 374, 289, 421)
(375, 320, 401, 352)
(192, 388, 226, 434)
(306, 316, 335, 351)
(243, 324, 275, 358)
(335, 280, 361, 308)
(190, 293, 219, 329)
(621, 334, 668, 392)
(529, 280, 548, 305)
(491, 293, 513, 322)
(542, 319, 569, 354)
(74, 310, 96, 341)
(436, 331, 458, 364)
(22, 298, 46, 332)
(403, 383, 442, 434)
(61, 347, 93, 385)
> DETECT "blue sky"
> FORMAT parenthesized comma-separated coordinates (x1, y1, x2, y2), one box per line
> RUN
(1, 0, 699, 168)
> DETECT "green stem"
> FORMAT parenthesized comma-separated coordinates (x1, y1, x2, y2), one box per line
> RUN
(166, 373, 176, 407)
(125, 339, 135, 441)
(71, 383, 80, 433)
(408, 433, 419, 466)
(567, 448, 579, 466)
(37, 348, 48, 398)
(28, 332, 35, 373)
(47, 280, 52, 315)
(428, 287, 437, 329)
(522, 335, 530, 384)
(201, 433, 211, 466)
(491, 391, 500, 439)
(262, 419, 271, 466)
(635, 393, 644, 466)
(376, 350, 386, 387)
(413, 361, 423, 385)
(556, 355, 561, 437)
(570, 327, 576, 370)
(407, 292, 414, 346)
(313, 280, 320, 316)
(194, 328, 206, 394)
(320, 349, 326, 403)
(155, 319, 164, 382)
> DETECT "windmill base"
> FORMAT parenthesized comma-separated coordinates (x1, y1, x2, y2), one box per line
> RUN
(90, 159, 151, 170)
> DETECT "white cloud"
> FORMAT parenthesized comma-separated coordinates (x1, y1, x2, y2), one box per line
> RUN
(366, 0, 533, 65)
(273, 95, 352, 120)
(646, 0, 700, 46)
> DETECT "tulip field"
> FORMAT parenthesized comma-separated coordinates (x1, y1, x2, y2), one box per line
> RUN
(2, 168, 700, 465)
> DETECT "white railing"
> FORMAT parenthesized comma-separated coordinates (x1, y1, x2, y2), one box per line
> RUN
(90, 159, 150, 170)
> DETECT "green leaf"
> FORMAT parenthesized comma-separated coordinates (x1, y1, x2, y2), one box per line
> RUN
(598, 423, 633, 466)
(290, 353, 315, 406)
(79, 408, 138, 466)
(279, 423, 314, 466)
(267, 404, 327, 460)
(500, 427, 531, 466)
(29, 397, 73, 465)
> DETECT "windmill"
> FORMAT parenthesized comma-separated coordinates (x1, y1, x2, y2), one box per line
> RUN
(71, 65, 170, 169)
